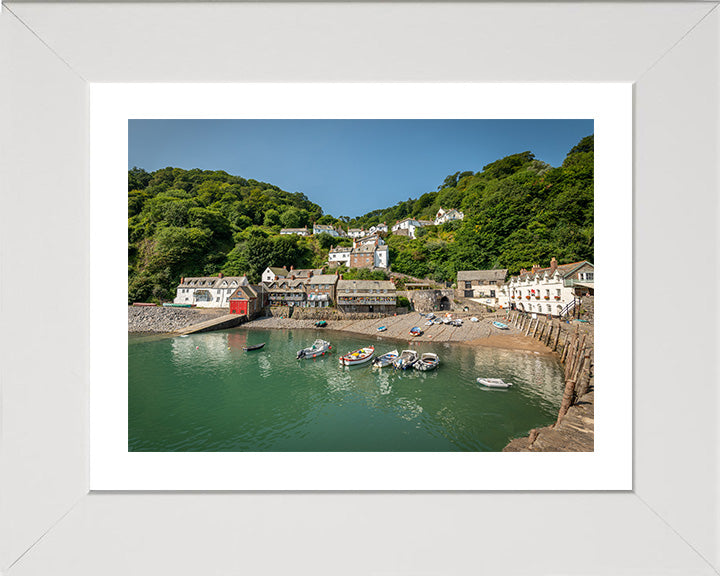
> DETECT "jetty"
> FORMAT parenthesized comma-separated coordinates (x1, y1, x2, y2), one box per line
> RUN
(175, 313, 246, 335)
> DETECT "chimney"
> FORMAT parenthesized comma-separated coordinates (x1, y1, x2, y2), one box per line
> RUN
(550, 257, 558, 274)
(290, 265, 294, 271)
(339, 274, 343, 280)
(520, 268, 527, 275)
(531, 264, 540, 274)
(181, 277, 184, 284)
(218, 272, 224, 278)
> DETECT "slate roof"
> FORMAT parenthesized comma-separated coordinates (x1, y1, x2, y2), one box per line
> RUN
(457, 269, 508, 283)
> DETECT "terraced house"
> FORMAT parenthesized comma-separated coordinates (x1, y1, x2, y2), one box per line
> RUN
(501, 258, 594, 316)
(305, 274, 339, 308)
(174, 274, 249, 308)
(336, 279, 396, 314)
(456, 269, 507, 309)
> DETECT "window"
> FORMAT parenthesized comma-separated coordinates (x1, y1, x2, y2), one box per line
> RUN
(465, 281, 472, 289)
(490, 290, 495, 298)
(580, 272, 594, 281)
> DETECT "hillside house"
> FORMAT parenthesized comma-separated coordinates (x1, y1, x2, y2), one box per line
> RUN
(434, 207, 464, 226)
(348, 238, 389, 270)
(262, 266, 289, 283)
(305, 274, 339, 307)
(391, 217, 429, 239)
(501, 258, 594, 316)
(347, 228, 365, 239)
(174, 274, 249, 308)
(456, 269, 507, 308)
(228, 285, 269, 317)
(313, 223, 343, 237)
(328, 246, 352, 267)
(279, 227, 310, 236)
(356, 234, 385, 247)
(336, 279, 396, 314)
(286, 267, 323, 281)
(368, 223, 388, 234)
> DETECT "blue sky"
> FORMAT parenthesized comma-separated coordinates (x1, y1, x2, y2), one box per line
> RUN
(129, 119, 593, 217)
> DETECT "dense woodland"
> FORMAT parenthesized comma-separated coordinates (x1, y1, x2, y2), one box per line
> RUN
(128, 135, 594, 302)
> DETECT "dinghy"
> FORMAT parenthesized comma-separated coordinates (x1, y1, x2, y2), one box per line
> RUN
(476, 377, 513, 389)
(243, 342, 266, 351)
(414, 352, 440, 371)
(470, 317, 479, 322)
(377, 326, 387, 332)
(410, 326, 423, 337)
(372, 349, 399, 368)
(393, 349, 419, 370)
(492, 321, 509, 330)
(314, 320, 328, 328)
(339, 346, 375, 366)
(297, 339, 331, 359)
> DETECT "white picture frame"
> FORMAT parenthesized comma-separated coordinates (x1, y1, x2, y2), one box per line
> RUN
(1, 2, 718, 574)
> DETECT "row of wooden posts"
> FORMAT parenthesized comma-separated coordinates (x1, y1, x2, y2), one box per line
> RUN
(503, 309, 593, 427)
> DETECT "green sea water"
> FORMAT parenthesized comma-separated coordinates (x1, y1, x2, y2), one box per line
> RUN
(129, 328, 565, 452)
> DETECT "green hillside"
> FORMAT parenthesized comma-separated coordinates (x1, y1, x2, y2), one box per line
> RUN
(128, 135, 593, 302)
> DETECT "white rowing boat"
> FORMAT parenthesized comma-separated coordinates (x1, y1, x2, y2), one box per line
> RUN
(297, 339, 331, 359)
(476, 377, 512, 389)
(339, 346, 375, 366)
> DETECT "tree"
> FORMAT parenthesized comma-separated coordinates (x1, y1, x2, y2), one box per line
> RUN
(280, 207, 308, 229)
(263, 208, 281, 228)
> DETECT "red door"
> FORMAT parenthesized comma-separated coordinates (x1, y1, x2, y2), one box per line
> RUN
(230, 300, 248, 315)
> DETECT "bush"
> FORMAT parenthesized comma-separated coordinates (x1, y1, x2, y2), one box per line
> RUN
(397, 296, 412, 309)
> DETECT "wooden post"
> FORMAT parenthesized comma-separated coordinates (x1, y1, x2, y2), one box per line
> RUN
(575, 352, 593, 398)
(553, 323, 561, 351)
(532, 319, 540, 338)
(545, 322, 553, 346)
(557, 349, 590, 425)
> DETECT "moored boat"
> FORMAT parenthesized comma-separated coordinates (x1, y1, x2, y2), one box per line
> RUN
(243, 342, 266, 351)
(410, 326, 423, 337)
(492, 321, 509, 330)
(476, 377, 512, 389)
(393, 349, 419, 370)
(297, 339, 332, 359)
(470, 317, 479, 322)
(314, 320, 328, 328)
(372, 349, 399, 368)
(339, 346, 375, 366)
(162, 303, 192, 308)
(425, 320, 433, 326)
(414, 352, 440, 371)
(377, 326, 387, 332)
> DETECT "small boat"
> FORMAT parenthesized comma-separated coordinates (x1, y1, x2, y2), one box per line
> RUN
(433, 319, 441, 325)
(492, 321, 509, 330)
(163, 303, 192, 308)
(414, 352, 440, 371)
(243, 342, 266, 351)
(470, 317, 479, 322)
(339, 346, 375, 366)
(410, 327, 423, 337)
(314, 320, 328, 328)
(477, 377, 513, 389)
(426, 313, 435, 320)
(377, 326, 387, 332)
(393, 349, 419, 370)
(297, 339, 331, 359)
(424, 320, 433, 326)
(450, 319, 462, 327)
(372, 349, 399, 368)
(441, 317, 452, 325)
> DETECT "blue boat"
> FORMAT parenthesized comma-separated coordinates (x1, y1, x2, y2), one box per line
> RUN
(492, 321, 509, 330)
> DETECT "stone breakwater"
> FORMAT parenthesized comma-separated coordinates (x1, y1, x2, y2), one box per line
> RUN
(128, 306, 228, 333)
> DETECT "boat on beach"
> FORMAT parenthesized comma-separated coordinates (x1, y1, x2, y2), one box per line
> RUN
(492, 321, 509, 330)
(243, 342, 266, 351)
(377, 326, 387, 332)
(339, 346, 375, 366)
(297, 339, 332, 359)
(414, 352, 440, 371)
(314, 320, 328, 328)
(476, 377, 512, 389)
(410, 326, 423, 337)
(372, 349, 399, 368)
(394, 349, 419, 370)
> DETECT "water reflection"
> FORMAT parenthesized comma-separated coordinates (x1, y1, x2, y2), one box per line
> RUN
(130, 328, 566, 452)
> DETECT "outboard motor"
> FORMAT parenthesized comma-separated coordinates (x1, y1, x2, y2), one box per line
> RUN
(297, 349, 305, 359)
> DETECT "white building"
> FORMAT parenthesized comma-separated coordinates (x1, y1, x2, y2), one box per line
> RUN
(174, 274, 249, 308)
(391, 217, 429, 239)
(261, 266, 289, 284)
(356, 234, 385, 247)
(368, 223, 388, 234)
(347, 228, 365, 239)
(313, 223, 342, 237)
(374, 245, 390, 269)
(328, 246, 352, 266)
(500, 258, 594, 316)
(434, 207, 464, 226)
(456, 269, 508, 308)
(279, 227, 310, 236)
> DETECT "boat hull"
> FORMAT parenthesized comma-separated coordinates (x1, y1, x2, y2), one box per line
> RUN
(339, 347, 375, 366)
(477, 378, 512, 388)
